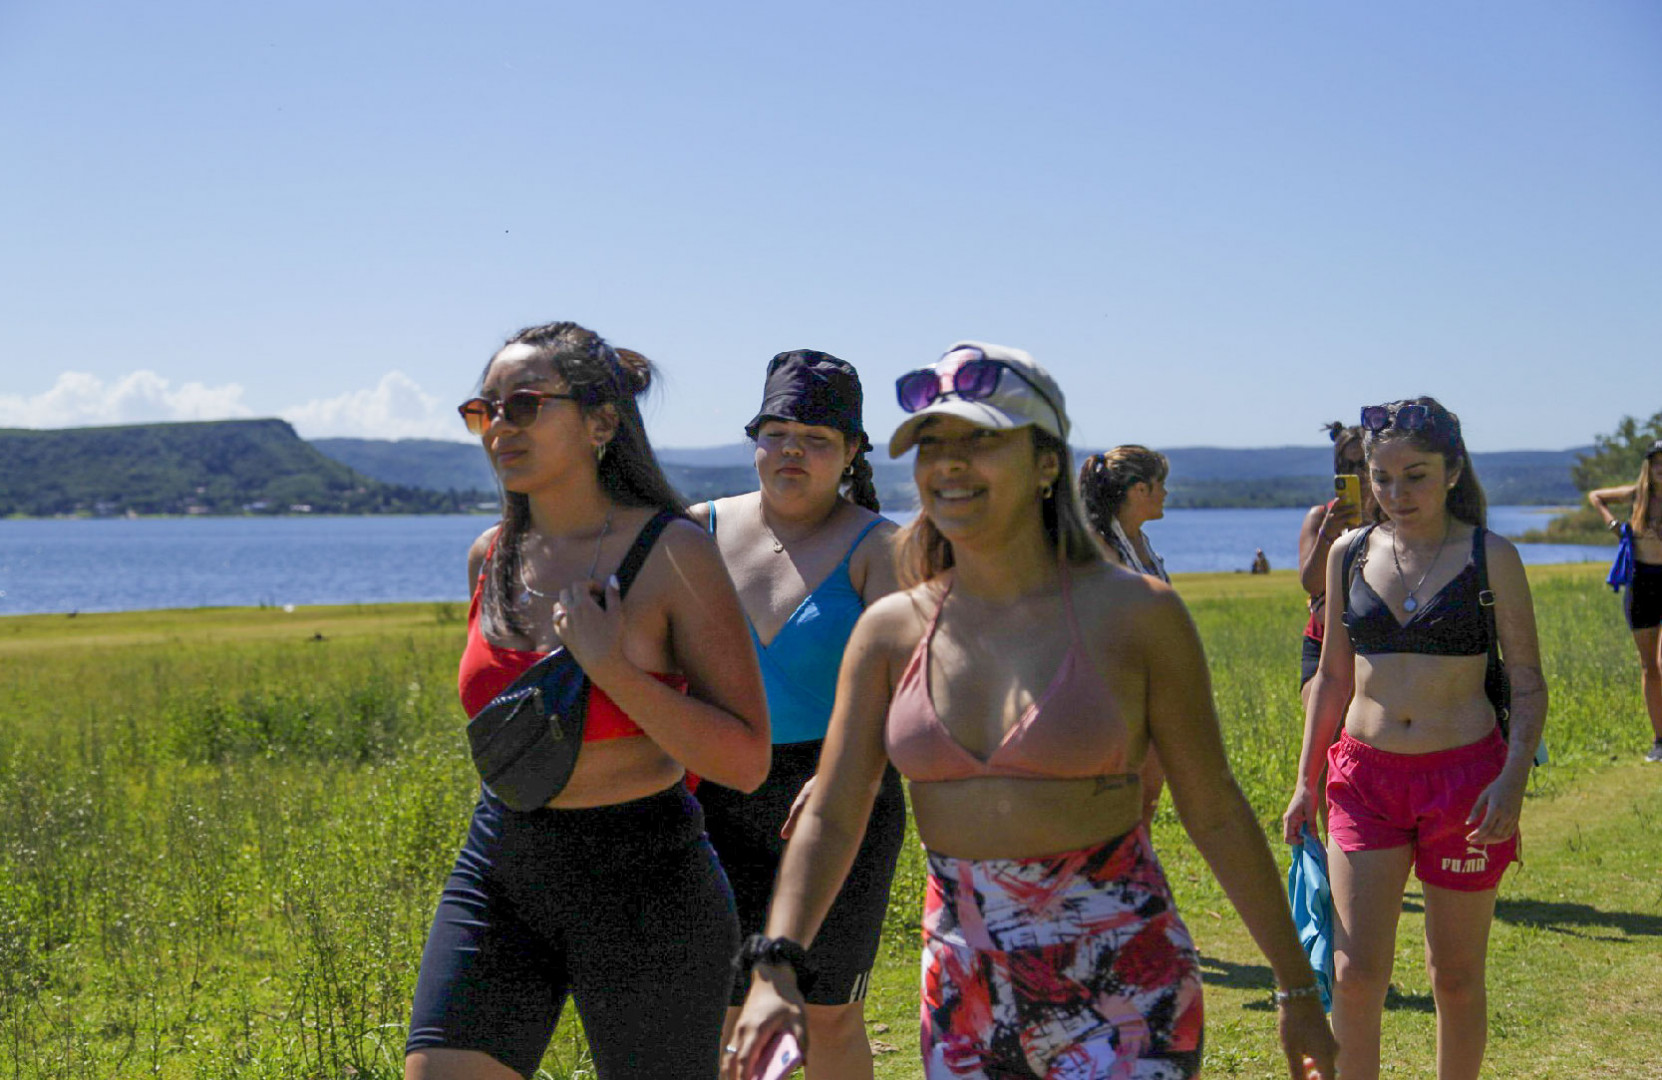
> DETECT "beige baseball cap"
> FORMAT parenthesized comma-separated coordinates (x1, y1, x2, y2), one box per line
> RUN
(888, 341, 1069, 458)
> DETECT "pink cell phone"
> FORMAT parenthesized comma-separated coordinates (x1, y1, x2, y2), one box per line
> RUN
(749, 1031, 803, 1080)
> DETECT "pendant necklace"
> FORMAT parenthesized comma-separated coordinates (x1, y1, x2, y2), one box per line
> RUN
(519, 510, 614, 603)
(1390, 518, 1450, 613)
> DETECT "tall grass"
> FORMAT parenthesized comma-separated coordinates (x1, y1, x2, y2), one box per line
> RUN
(0, 567, 1646, 1078)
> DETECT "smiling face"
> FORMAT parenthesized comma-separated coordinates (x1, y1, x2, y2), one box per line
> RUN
(1368, 439, 1458, 528)
(912, 415, 1058, 542)
(753, 419, 854, 507)
(478, 343, 613, 494)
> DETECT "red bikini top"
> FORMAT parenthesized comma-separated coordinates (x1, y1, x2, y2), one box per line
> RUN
(458, 537, 686, 739)
(884, 564, 1134, 783)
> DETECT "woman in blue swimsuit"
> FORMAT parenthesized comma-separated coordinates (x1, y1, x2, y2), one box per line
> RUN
(691, 350, 905, 1080)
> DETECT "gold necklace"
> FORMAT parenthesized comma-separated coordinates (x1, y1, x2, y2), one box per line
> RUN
(518, 510, 613, 602)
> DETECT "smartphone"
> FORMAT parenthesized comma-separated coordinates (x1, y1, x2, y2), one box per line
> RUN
(1333, 474, 1362, 522)
(749, 1031, 804, 1080)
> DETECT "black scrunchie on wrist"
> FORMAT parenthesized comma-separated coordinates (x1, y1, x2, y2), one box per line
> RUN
(733, 934, 816, 994)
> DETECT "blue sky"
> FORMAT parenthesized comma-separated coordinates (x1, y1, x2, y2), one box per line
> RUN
(2, 1, 1658, 452)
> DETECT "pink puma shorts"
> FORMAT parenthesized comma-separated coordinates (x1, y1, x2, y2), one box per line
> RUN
(1326, 728, 1516, 892)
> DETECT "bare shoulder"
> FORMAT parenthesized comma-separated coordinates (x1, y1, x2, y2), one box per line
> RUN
(852, 583, 935, 660)
(1482, 527, 1528, 579)
(848, 508, 901, 564)
(467, 524, 502, 585)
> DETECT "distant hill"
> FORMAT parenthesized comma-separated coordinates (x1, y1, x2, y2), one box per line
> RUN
(311, 437, 497, 493)
(312, 437, 1588, 510)
(0, 420, 482, 517)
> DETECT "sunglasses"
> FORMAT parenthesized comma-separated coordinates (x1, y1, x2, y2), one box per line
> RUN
(1359, 403, 1433, 434)
(895, 352, 1062, 428)
(457, 390, 577, 435)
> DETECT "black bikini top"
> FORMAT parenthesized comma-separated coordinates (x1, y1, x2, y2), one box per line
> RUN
(1342, 525, 1492, 657)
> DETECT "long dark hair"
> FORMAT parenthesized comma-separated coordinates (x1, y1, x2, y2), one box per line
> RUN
(897, 428, 1096, 589)
(483, 321, 686, 638)
(1363, 396, 1487, 528)
(1077, 444, 1169, 540)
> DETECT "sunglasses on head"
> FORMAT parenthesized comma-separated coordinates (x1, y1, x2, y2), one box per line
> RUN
(457, 389, 577, 436)
(1359, 403, 1433, 434)
(895, 351, 1062, 427)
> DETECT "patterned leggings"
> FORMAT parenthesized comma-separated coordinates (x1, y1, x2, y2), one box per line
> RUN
(920, 828, 1204, 1079)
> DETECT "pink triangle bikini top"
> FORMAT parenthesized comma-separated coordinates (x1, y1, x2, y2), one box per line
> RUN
(884, 565, 1136, 783)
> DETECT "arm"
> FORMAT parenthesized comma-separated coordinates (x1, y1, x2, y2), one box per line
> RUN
(1468, 534, 1546, 844)
(1298, 504, 1337, 600)
(1284, 537, 1357, 843)
(724, 600, 901, 1078)
(562, 520, 771, 792)
(1587, 484, 1637, 531)
(1143, 589, 1337, 1079)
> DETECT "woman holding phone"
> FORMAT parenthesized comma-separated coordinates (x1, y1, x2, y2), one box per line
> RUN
(405, 321, 769, 1080)
(1297, 423, 1373, 704)
(1283, 397, 1547, 1080)
(725, 342, 1336, 1080)
(692, 350, 905, 1080)
(1586, 439, 1662, 763)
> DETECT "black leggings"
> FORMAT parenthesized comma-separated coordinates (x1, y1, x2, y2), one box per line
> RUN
(406, 783, 738, 1079)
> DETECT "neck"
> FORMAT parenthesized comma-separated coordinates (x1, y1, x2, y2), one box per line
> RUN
(946, 515, 1058, 603)
(1391, 510, 1451, 547)
(1114, 507, 1147, 536)
(759, 488, 843, 540)
(524, 472, 615, 537)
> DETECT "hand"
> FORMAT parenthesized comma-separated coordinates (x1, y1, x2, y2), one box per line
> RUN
(1282, 785, 1316, 845)
(780, 775, 817, 840)
(722, 968, 809, 1080)
(1466, 767, 1527, 844)
(1278, 996, 1338, 1079)
(555, 575, 628, 683)
(1320, 503, 1357, 541)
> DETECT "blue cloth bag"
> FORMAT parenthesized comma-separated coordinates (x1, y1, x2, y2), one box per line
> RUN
(1608, 523, 1636, 592)
(1286, 824, 1334, 1011)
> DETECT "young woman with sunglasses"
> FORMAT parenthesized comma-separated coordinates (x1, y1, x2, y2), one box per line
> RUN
(1297, 423, 1375, 705)
(1078, 444, 1173, 827)
(689, 350, 904, 1080)
(405, 322, 769, 1080)
(1586, 439, 1662, 763)
(725, 342, 1336, 1080)
(1282, 397, 1547, 1080)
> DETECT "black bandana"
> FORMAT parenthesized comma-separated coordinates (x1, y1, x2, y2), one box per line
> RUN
(744, 350, 870, 452)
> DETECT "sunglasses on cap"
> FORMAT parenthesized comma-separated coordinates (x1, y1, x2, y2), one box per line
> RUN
(895, 351, 1063, 427)
(457, 389, 577, 436)
(1360, 403, 1435, 434)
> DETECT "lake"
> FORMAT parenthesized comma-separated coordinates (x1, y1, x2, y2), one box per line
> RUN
(0, 506, 1610, 616)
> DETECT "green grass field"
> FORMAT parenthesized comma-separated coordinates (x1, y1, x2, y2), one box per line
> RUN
(2, 567, 1658, 1078)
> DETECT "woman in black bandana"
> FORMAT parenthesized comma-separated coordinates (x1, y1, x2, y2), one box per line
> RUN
(692, 351, 905, 1080)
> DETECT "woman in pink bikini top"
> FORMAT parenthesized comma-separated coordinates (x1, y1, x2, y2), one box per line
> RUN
(725, 342, 1336, 1080)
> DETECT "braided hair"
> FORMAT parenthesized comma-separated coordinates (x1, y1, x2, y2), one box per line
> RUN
(480, 321, 686, 639)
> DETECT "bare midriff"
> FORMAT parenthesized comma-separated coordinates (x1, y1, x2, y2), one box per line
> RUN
(538, 738, 688, 810)
(1346, 652, 1496, 754)
(907, 774, 1145, 860)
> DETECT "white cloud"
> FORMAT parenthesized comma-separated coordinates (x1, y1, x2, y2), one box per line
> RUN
(280, 371, 471, 442)
(0, 370, 255, 428)
(3, 369, 472, 442)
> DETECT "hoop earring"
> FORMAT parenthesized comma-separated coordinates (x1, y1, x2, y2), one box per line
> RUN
(844, 464, 854, 477)
(1040, 481, 1054, 500)
(596, 443, 608, 464)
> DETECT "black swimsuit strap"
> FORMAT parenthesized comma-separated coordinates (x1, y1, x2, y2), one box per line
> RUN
(614, 511, 678, 598)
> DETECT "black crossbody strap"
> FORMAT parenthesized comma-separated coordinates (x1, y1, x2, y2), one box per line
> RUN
(613, 511, 678, 598)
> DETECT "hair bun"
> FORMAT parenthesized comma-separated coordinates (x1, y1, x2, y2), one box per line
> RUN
(612, 348, 653, 396)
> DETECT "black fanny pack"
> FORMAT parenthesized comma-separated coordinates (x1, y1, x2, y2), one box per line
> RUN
(467, 511, 677, 811)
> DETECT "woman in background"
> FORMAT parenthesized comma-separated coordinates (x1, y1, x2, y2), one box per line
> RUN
(728, 342, 1335, 1080)
(692, 350, 904, 1080)
(1284, 397, 1546, 1080)
(1079, 444, 1171, 827)
(1298, 423, 1374, 704)
(1587, 438, 1662, 763)
(406, 321, 769, 1080)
